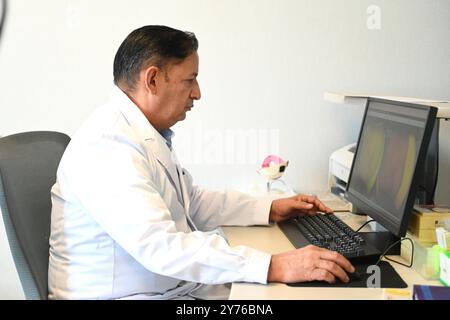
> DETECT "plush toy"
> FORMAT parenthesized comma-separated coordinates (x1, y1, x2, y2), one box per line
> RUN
(258, 155, 289, 180)
(257, 155, 289, 192)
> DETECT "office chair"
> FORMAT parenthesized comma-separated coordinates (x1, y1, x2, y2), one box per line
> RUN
(0, 131, 70, 299)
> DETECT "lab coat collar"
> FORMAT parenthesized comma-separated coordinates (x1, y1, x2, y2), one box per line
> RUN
(109, 86, 183, 202)
(109, 85, 156, 141)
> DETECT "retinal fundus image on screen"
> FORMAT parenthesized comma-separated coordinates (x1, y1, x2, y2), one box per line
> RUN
(351, 103, 426, 221)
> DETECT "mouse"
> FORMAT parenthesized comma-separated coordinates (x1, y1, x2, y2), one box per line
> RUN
(347, 270, 362, 282)
(333, 270, 362, 284)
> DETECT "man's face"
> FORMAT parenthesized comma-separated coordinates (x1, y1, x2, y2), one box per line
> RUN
(157, 52, 201, 128)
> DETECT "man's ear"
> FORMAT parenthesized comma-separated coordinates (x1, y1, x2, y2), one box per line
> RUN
(143, 66, 159, 94)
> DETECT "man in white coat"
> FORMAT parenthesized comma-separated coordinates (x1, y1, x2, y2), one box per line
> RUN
(48, 25, 355, 300)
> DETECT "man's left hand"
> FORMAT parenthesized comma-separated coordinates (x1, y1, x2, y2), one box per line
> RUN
(269, 194, 333, 223)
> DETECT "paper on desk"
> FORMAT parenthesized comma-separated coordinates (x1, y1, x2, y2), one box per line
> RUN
(313, 192, 352, 212)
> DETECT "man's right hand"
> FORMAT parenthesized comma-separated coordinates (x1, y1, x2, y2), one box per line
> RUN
(267, 245, 355, 284)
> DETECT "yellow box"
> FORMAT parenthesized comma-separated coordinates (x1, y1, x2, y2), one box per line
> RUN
(408, 206, 450, 243)
(408, 228, 438, 243)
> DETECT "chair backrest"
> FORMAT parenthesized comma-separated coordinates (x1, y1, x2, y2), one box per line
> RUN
(0, 131, 70, 299)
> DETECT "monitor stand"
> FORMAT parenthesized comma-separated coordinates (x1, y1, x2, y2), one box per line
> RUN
(344, 231, 401, 265)
(360, 231, 401, 255)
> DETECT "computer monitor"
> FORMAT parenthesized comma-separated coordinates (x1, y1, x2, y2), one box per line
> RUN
(415, 120, 439, 205)
(345, 98, 437, 238)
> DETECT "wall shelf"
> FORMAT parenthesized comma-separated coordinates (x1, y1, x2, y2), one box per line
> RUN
(324, 92, 450, 119)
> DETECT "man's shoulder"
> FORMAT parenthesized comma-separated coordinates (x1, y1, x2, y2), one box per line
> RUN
(73, 103, 135, 141)
(61, 104, 153, 169)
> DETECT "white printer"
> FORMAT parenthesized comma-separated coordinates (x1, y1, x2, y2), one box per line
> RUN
(328, 143, 356, 198)
(318, 143, 356, 213)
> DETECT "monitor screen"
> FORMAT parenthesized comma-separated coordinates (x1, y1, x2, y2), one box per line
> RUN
(346, 98, 437, 237)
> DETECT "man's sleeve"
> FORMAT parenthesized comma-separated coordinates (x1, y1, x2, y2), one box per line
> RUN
(64, 134, 272, 285)
(183, 169, 274, 230)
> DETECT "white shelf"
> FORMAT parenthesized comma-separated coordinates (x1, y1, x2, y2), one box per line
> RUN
(324, 92, 450, 119)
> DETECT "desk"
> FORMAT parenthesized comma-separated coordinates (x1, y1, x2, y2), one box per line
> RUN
(223, 212, 440, 299)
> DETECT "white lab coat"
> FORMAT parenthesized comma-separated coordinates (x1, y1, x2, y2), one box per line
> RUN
(48, 86, 273, 300)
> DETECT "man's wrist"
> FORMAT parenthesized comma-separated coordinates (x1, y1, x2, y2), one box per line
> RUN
(267, 254, 281, 282)
(268, 200, 275, 222)
(269, 199, 282, 222)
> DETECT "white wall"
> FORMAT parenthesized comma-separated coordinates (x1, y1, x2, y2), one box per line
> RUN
(0, 0, 449, 298)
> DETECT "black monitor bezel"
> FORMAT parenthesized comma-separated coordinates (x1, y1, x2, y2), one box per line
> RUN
(345, 97, 437, 237)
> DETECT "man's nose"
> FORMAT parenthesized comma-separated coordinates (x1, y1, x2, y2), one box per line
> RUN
(191, 79, 201, 100)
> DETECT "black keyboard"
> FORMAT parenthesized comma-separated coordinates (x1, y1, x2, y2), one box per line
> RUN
(294, 214, 365, 256)
(278, 214, 381, 261)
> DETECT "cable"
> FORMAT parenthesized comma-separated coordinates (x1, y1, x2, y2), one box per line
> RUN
(351, 212, 367, 216)
(356, 219, 375, 232)
(375, 237, 414, 268)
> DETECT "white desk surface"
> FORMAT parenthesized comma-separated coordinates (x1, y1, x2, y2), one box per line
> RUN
(223, 212, 440, 300)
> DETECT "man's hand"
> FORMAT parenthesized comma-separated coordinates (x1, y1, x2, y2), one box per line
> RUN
(267, 245, 355, 284)
(269, 194, 333, 222)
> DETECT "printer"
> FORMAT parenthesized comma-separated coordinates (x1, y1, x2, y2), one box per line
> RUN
(328, 143, 356, 198)
(321, 143, 356, 213)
